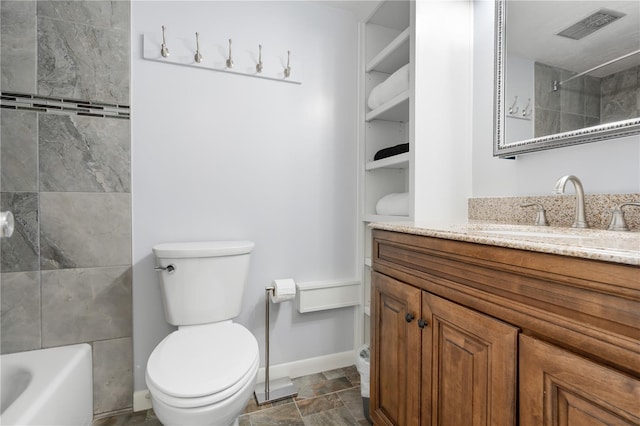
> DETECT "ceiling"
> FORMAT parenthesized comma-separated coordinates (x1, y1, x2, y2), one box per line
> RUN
(317, 0, 640, 78)
(314, 0, 380, 22)
(507, 0, 640, 77)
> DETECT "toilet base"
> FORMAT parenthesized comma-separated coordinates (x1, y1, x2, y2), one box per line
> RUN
(150, 373, 257, 426)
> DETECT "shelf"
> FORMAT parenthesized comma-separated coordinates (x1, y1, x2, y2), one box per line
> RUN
(363, 214, 411, 223)
(366, 28, 410, 74)
(368, 1, 410, 30)
(365, 90, 410, 122)
(366, 152, 409, 170)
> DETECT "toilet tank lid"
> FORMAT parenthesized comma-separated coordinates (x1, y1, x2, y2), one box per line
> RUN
(153, 241, 255, 258)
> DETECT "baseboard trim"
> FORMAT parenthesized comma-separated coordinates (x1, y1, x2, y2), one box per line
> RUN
(133, 389, 153, 412)
(256, 349, 355, 383)
(133, 349, 356, 412)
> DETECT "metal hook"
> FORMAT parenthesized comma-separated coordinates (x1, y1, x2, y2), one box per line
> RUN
(509, 96, 519, 115)
(284, 50, 291, 78)
(226, 39, 234, 68)
(194, 32, 203, 63)
(256, 44, 263, 73)
(161, 25, 170, 58)
(522, 98, 531, 117)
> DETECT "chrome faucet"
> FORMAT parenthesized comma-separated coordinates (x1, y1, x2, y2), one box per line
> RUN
(554, 175, 589, 228)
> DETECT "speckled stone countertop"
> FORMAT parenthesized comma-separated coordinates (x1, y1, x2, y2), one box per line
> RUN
(370, 222, 640, 266)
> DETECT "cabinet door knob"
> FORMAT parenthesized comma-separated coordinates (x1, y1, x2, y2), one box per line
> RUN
(405, 313, 415, 323)
(418, 319, 428, 329)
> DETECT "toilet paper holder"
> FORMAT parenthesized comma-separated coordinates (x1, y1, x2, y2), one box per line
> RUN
(254, 283, 298, 405)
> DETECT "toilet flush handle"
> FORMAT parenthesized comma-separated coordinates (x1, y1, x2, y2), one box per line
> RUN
(154, 264, 176, 273)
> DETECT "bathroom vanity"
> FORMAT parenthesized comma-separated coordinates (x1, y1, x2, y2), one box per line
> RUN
(369, 224, 640, 425)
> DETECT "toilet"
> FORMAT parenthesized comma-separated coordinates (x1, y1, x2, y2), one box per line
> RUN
(146, 241, 259, 426)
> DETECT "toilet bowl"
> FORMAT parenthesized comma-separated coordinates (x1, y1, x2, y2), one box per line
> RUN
(146, 322, 259, 426)
(147, 241, 258, 426)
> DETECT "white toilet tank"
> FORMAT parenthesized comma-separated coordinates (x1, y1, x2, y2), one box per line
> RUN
(152, 241, 255, 326)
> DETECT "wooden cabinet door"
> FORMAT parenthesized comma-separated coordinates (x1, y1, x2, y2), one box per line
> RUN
(421, 292, 518, 426)
(520, 335, 640, 426)
(371, 272, 422, 426)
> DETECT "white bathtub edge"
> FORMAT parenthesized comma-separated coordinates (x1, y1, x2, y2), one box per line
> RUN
(0, 344, 93, 426)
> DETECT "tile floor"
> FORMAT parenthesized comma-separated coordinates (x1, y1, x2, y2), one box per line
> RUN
(93, 365, 371, 426)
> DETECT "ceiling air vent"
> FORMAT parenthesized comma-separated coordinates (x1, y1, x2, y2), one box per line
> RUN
(557, 9, 626, 40)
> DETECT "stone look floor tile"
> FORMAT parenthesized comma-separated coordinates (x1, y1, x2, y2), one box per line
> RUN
(93, 409, 160, 426)
(302, 406, 358, 426)
(337, 387, 366, 421)
(294, 374, 353, 400)
(98, 366, 372, 425)
(344, 365, 361, 387)
(296, 393, 343, 417)
(247, 402, 304, 426)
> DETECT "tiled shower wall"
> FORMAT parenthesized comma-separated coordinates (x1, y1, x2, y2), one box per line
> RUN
(535, 62, 640, 138)
(0, 0, 132, 417)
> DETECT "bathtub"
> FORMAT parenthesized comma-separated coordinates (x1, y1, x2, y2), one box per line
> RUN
(0, 344, 93, 426)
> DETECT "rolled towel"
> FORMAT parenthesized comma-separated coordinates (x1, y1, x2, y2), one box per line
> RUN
(375, 192, 410, 216)
(374, 143, 409, 161)
(368, 63, 410, 110)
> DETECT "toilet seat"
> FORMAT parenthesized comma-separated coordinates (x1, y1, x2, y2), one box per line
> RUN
(146, 322, 259, 409)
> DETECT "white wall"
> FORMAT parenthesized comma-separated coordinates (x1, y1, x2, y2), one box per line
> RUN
(413, 0, 473, 225)
(131, 1, 358, 391)
(504, 54, 534, 143)
(473, 0, 640, 197)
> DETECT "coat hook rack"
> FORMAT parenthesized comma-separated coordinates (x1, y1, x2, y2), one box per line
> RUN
(226, 39, 234, 68)
(194, 32, 203, 63)
(522, 98, 532, 118)
(256, 44, 263, 73)
(161, 25, 170, 57)
(143, 31, 302, 85)
(284, 50, 291, 78)
(509, 96, 519, 115)
(506, 95, 532, 121)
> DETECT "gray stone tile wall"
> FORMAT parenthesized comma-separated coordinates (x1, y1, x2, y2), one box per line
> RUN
(41, 266, 132, 346)
(40, 193, 131, 270)
(0, 271, 41, 353)
(534, 62, 601, 137)
(1, 110, 38, 192)
(93, 337, 134, 414)
(535, 62, 639, 138)
(0, 0, 131, 417)
(0, 1, 37, 93)
(601, 65, 640, 124)
(39, 114, 131, 193)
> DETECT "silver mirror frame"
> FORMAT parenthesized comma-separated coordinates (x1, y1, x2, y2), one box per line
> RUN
(493, 0, 640, 158)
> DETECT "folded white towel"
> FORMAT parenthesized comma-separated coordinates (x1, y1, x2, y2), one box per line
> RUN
(376, 192, 410, 216)
(368, 63, 410, 110)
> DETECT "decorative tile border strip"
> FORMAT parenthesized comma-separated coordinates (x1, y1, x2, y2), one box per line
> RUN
(0, 91, 130, 120)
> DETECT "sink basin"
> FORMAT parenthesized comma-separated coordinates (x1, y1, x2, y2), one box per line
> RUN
(476, 230, 583, 239)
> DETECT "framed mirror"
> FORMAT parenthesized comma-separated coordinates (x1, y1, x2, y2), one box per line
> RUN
(494, 0, 640, 158)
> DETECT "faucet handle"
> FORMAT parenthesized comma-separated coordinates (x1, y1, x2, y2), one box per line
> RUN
(607, 202, 640, 232)
(520, 203, 549, 226)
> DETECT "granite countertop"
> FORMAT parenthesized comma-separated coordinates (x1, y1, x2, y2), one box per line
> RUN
(370, 222, 640, 266)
